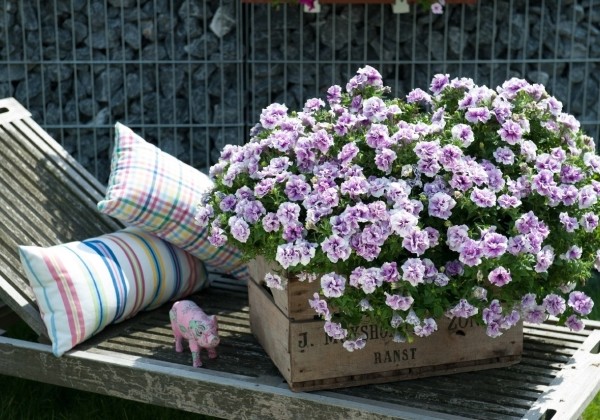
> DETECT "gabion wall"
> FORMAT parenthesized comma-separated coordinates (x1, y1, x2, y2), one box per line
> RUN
(1, 0, 599, 182)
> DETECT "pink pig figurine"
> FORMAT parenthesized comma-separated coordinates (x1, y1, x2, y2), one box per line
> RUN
(169, 300, 220, 367)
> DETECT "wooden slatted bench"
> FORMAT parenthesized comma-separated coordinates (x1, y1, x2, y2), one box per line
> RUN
(0, 96, 599, 419)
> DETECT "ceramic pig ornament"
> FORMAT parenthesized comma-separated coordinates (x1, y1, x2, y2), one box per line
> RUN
(169, 300, 220, 367)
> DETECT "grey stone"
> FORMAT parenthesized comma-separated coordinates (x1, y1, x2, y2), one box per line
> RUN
(569, 63, 587, 84)
(123, 23, 141, 50)
(192, 63, 217, 82)
(179, 16, 204, 39)
(190, 87, 213, 124)
(64, 19, 88, 45)
(0, 65, 26, 82)
(79, 98, 97, 117)
(178, 0, 214, 21)
(527, 70, 550, 86)
(159, 66, 185, 98)
(184, 33, 219, 58)
(107, 0, 137, 7)
(125, 72, 142, 99)
(45, 64, 74, 83)
(448, 27, 468, 56)
(15, 71, 44, 101)
(95, 67, 124, 102)
(210, 6, 236, 38)
(21, 2, 38, 31)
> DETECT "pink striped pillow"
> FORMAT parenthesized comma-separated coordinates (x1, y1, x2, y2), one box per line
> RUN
(19, 227, 207, 356)
(97, 123, 249, 282)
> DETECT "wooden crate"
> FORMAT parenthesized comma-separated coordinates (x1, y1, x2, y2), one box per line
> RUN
(248, 257, 523, 392)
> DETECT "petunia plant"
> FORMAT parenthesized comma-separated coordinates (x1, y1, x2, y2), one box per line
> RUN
(197, 65, 598, 351)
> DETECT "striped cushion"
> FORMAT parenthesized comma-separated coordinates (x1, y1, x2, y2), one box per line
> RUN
(97, 123, 249, 282)
(19, 227, 208, 356)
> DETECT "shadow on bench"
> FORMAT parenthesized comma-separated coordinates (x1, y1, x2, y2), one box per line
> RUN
(0, 97, 599, 420)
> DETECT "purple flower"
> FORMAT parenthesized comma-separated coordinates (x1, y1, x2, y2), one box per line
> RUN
(276, 202, 301, 224)
(497, 194, 522, 209)
(254, 178, 276, 198)
(384, 292, 414, 311)
(362, 97, 388, 122)
(381, 261, 399, 283)
(343, 335, 367, 352)
(359, 298, 373, 311)
(275, 242, 301, 268)
(559, 212, 579, 232)
(195, 204, 214, 227)
(445, 260, 464, 277)
(414, 318, 438, 337)
(497, 119, 523, 144)
(481, 232, 508, 258)
(493, 146, 515, 165)
(448, 299, 478, 318)
(337, 142, 360, 165)
(523, 305, 546, 324)
(303, 97, 325, 113)
(465, 107, 491, 124)
(285, 175, 311, 201)
(324, 321, 347, 340)
(340, 176, 369, 199)
(459, 238, 483, 267)
(321, 273, 346, 298)
(375, 148, 397, 173)
(414, 140, 441, 160)
(228, 216, 250, 242)
(406, 88, 432, 104)
(261, 212, 280, 232)
(488, 266, 512, 287)
(309, 292, 330, 320)
(560, 245, 582, 261)
(581, 213, 599, 232)
(326, 85, 342, 104)
(282, 222, 304, 242)
(542, 294, 566, 316)
(390, 209, 418, 237)
(439, 144, 463, 170)
(238, 199, 266, 224)
(578, 185, 598, 209)
(265, 272, 286, 290)
(401, 258, 426, 286)
(565, 315, 584, 332)
(451, 123, 474, 147)
(260, 103, 288, 129)
(208, 226, 227, 247)
(402, 228, 431, 256)
(428, 192, 456, 220)
(321, 234, 351, 263)
(470, 187, 496, 208)
(535, 245, 555, 273)
(568, 291, 594, 315)
(446, 225, 470, 252)
(430, 73, 450, 95)
(520, 140, 537, 161)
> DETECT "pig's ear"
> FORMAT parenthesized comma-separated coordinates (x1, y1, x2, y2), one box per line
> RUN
(211, 315, 218, 325)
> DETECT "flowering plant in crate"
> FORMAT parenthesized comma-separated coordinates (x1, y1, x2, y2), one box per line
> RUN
(196, 65, 598, 351)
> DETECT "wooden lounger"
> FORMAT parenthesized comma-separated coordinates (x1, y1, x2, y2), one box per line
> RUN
(0, 97, 599, 419)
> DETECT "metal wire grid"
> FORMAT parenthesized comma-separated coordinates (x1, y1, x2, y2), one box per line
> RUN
(244, 0, 600, 143)
(1, 1, 599, 181)
(1, 0, 244, 181)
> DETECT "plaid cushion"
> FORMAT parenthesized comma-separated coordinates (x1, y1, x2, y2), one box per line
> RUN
(97, 123, 249, 282)
(20, 227, 208, 356)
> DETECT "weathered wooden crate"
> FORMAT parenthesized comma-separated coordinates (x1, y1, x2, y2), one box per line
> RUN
(247, 257, 523, 392)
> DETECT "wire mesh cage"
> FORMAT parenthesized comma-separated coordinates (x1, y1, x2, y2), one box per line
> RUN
(1, 0, 598, 181)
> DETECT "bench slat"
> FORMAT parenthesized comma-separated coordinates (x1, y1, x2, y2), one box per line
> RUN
(0, 97, 122, 337)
